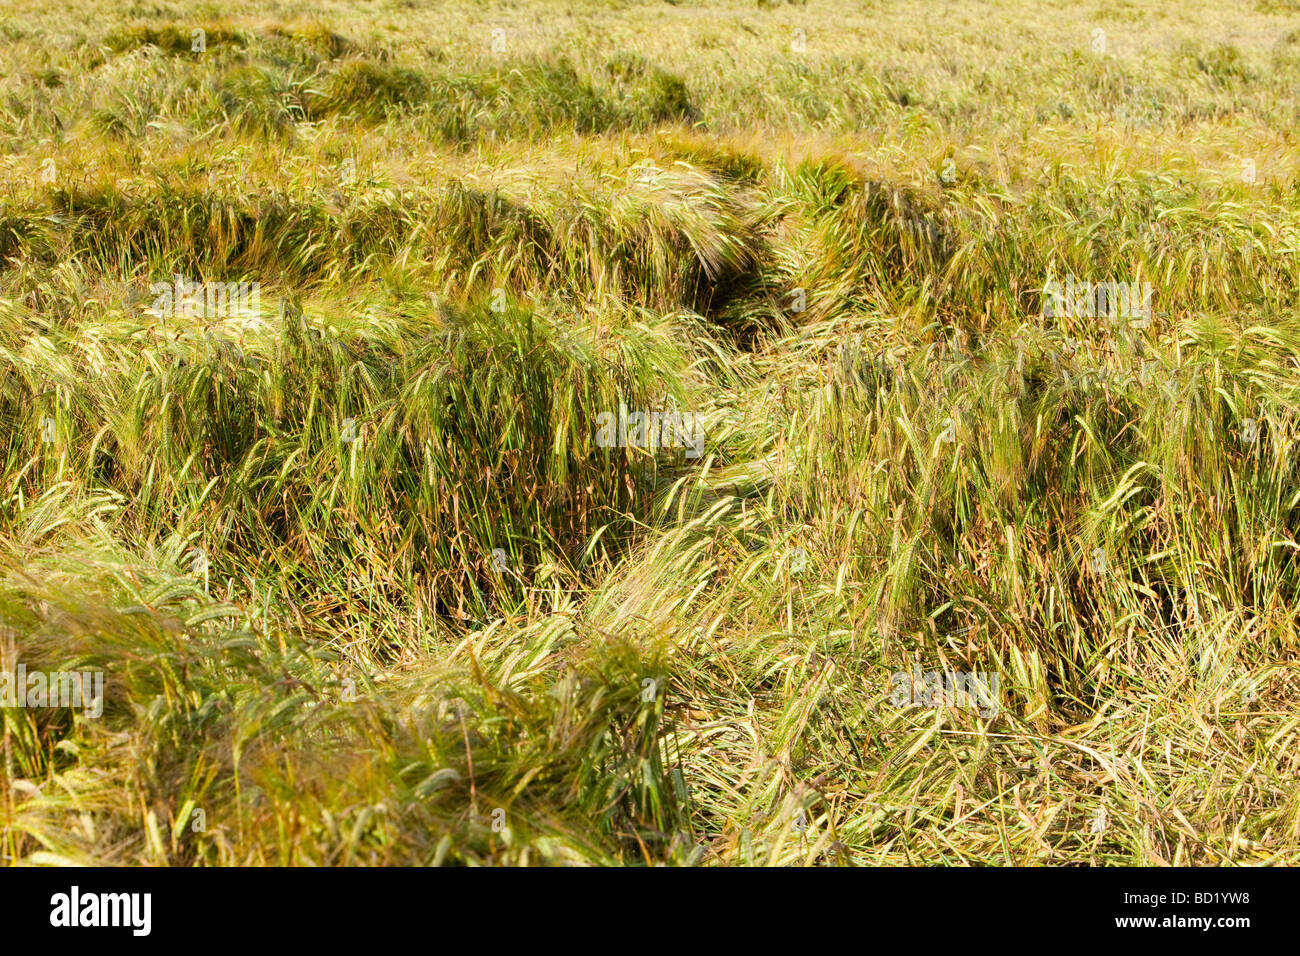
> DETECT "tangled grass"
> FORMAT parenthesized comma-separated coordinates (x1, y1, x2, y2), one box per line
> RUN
(1, 0, 1300, 866)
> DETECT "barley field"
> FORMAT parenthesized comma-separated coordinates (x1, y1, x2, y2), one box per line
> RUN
(1, 0, 1299, 867)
